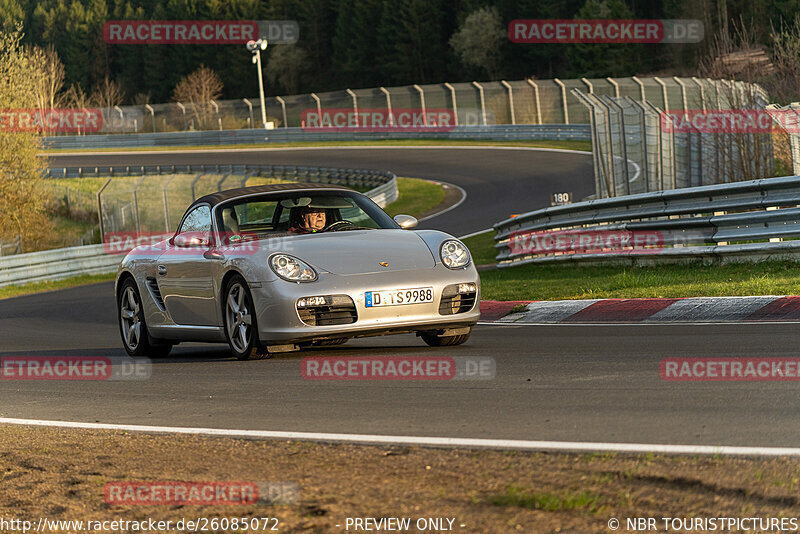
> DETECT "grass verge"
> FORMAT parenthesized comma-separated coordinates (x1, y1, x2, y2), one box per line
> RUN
(1, 425, 798, 534)
(43, 138, 591, 153)
(0, 273, 115, 301)
(462, 230, 800, 300)
(383, 177, 446, 218)
(479, 261, 800, 301)
(462, 230, 496, 265)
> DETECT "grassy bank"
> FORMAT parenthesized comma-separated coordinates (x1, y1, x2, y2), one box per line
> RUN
(462, 230, 800, 300)
(478, 261, 800, 301)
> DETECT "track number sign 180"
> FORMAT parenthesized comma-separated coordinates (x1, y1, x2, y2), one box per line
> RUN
(365, 287, 434, 307)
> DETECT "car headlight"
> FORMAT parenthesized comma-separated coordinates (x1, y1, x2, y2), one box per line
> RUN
(270, 254, 317, 282)
(440, 239, 470, 269)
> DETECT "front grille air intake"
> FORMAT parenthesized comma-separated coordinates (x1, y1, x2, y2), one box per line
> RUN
(297, 295, 357, 326)
(439, 284, 477, 315)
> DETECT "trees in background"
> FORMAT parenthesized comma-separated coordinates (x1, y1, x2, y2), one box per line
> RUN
(4, 0, 800, 103)
(449, 7, 505, 80)
(0, 25, 50, 249)
(266, 45, 311, 94)
(90, 76, 124, 110)
(172, 65, 224, 130)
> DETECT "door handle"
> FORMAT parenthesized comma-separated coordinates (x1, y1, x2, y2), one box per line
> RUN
(157, 265, 167, 276)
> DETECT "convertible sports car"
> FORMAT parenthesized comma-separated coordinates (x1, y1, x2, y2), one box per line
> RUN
(115, 183, 480, 359)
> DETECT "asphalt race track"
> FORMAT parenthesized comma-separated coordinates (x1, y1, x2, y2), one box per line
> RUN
(46, 146, 595, 236)
(5, 146, 797, 449)
(3, 283, 800, 447)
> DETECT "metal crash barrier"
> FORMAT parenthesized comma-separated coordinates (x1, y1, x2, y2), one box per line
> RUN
(494, 175, 800, 266)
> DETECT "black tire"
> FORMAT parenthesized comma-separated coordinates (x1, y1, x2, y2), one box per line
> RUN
(312, 337, 350, 347)
(118, 278, 173, 358)
(420, 328, 472, 347)
(223, 275, 263, 360)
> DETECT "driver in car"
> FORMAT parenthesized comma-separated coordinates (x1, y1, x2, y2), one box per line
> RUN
(290, 206, 327, 234)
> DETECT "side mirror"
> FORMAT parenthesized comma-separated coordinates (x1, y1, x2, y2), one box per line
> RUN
(174, 233, 210, 248)
(393, 214, 418, 229)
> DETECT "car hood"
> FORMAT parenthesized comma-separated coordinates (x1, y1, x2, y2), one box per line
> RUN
(273, 229, 436, 275)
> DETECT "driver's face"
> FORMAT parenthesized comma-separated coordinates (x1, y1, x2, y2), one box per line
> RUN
(303, 209, 326, 230)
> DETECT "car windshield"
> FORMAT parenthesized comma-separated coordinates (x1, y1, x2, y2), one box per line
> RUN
(216, 190, 398, 239)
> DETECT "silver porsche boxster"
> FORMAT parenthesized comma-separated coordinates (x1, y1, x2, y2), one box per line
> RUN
(115, 183, 480, 359)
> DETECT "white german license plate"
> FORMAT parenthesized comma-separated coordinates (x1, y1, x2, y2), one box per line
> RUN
(365, 287, 434, 307)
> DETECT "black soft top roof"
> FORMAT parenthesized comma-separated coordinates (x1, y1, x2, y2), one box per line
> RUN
(190, 182, 354, 209)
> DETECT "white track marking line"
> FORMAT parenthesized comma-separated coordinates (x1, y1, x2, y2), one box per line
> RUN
(0, 417, 796, 456)
(418, 180, 467, 222)
(45, 146, 594, 157)
(458, 228, 492, 240)
(476, 321, 800, 326)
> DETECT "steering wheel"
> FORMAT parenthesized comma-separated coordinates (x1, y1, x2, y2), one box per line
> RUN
(323, 220, 355, 232)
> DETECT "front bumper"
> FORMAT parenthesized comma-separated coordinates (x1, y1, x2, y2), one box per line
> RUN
(250, 265, 480, 344)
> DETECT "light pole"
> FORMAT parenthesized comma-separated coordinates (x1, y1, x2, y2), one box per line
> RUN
(246, 39, 269, 129)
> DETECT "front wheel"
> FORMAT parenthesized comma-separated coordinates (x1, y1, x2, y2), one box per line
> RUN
(224, 275, 263, 360)
(118, 278, 172, 358)
(420, 328, 472, 347)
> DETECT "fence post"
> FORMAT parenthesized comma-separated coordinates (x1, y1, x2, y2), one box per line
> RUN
(176, 102, 187, 130)
(346, 89, 359, 127)
(133, 175, 145, 234)
(500, 80, 515, 125)
(96, 177, 113, 243)
(413, 84, 427, 126)
(628, 96, 650, 193)
(162, 174, 178, 232)
(443, 83, 458, 126)
(554, 78, 569, 124)
(654, 77, 669, 110)
(211, 100, 221, 130)
(472, 81, 487, 125)
(144, 104, 156, 133)
(191, 173, 206, 200)
(243, 99, 254, 128)
(310, 93, 322, 127)
(607, 77, 620, 98)
(526, 79, 542, 125)
(379, 87, 395, 126)
(275, 96, 288, 127)
(690, 77, 707, 112)
(631, 76, 646, 102)
(114, 105, 124, 133)
(604, 96, 631, 195)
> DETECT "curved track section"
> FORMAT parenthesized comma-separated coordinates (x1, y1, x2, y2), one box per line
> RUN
(47, 146, 594, 236)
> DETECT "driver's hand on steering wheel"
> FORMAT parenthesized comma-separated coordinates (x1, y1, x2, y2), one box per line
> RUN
(323, 220, 354, 232)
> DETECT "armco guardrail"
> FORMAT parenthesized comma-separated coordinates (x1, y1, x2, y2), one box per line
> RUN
(0, 244, 118, 288)
(494, 175, 800, 266)
(0, 165, 397, 288)
(43, 124, 589, 150)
